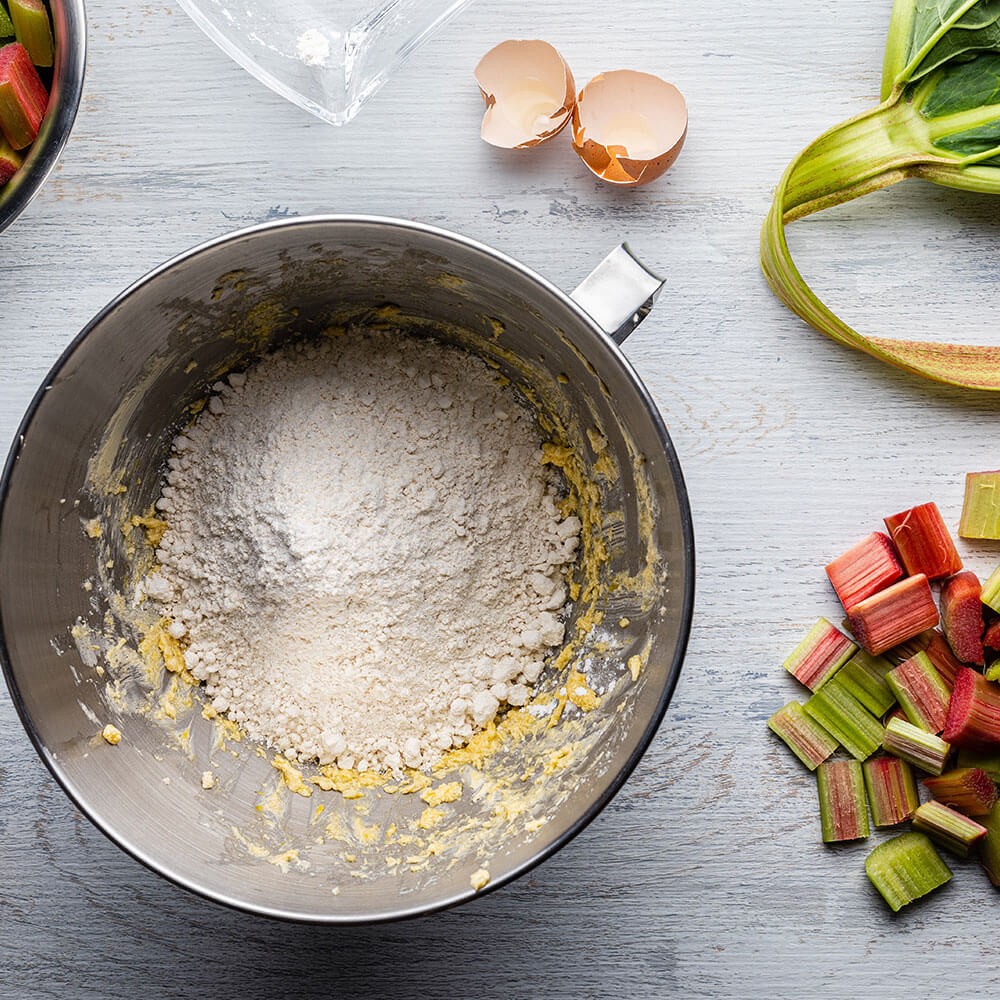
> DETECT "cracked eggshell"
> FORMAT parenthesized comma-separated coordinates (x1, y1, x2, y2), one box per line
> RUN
(475, 40, 575, 149)
(572, 70, 688, 187)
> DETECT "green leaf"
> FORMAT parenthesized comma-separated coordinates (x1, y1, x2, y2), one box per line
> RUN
(908, 0, 986, 64)
(933, 118, 1000, 162)
(908, 8, 1000, 82)
(921, 51, 1000, 114)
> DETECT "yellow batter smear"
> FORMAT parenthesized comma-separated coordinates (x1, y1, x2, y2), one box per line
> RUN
(139, 622, 197, 686)
(272, 756, 314, 798)
(124, 513, 168, 549)
(420, 781, 463, 807)
(85, 518, 102, 539)
(566, 669, 601, 712)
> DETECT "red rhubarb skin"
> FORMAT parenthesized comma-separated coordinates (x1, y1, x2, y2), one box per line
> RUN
(943, 668, 1000, 747)
(847, 574, 940, 656)
(941, 571, 985, 666)
(923, 632, 964, 687)
(825, 532, 904, 612)
(891, 655, 949, 733)
(884, 502, 963, 581)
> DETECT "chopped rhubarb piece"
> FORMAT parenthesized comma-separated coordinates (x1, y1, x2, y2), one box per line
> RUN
(847, 575, 939, 656)
(883, 705, 908, 726)
(863, 755, 919, 827)
(825, 532, 904, 612)
(980, 802, 1000, 886)
(817, 758, 870, 843)
(782, 617, 856, 691)
(940, 571, 985, 666)
(922, 631, 964, 687)
(887, 652, 951, 733)
(837, 651, 896, 717)
(984, 621, 1000, 653)
(957, 746, 1000, 782)
(983, 565, 1000, 616)
(0, 43, 47, 149)
(883, 716, 951, 775)
(9, 0, 53, 67)
(923, 768, 998, 817)
(865, 832, 952, 912)
(959, 471, 1000, 540)
(912, 800, 988, 858)
(884, 502, 963, 580)
(804, 679, 884, 760)
(0, 135, 22, 185)
(943, 668, 1000, 748)
(768, 701, 838, 771)
(0, 6, 14, 38)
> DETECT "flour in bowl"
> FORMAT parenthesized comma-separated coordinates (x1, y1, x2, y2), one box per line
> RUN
(143, 331, 580, 772)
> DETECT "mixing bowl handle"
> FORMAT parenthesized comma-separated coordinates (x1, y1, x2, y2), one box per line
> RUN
(570, 243, 664, 346)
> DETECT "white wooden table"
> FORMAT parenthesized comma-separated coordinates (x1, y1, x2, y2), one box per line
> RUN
(5, 1, 1000, 995)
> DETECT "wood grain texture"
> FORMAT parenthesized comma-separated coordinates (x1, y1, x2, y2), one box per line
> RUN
(4, 0, 1000, 996)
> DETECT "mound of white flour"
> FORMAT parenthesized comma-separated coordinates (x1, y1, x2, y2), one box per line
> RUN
(144, 332, 580, 772)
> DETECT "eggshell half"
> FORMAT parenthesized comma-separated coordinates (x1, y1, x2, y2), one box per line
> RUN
(475, 40, 576, 149)
(572, 70, 687, 186)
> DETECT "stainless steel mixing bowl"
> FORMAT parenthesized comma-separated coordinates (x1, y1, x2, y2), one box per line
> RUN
(0, 0, 86, 233)
(0, 216, 694, 922)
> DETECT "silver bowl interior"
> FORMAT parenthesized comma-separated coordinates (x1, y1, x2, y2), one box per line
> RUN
(0, 0, 87, 233)
(0, 217, 694, 922)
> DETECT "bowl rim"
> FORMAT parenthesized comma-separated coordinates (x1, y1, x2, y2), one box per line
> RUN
(0, 214, 696, 923)
(0, 0, 88, 235)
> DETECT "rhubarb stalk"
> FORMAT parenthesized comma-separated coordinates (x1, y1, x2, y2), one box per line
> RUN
(960, 471, 1000, 540)
(923, 768, 997, 817)
(837, 650, 896, 717)
(887, 652, 951, 733)
(782, 618, 856, 691)
(804, 679, 885, 761)
(863, 755, 919, 827)
(865, 832, 952, 912)
(912, 800, 988, 858)
(847, 574, 939, 656)
(943, 668, 1000, 748)
(817, 758, 870, 843)
(883, 716, 951, 775)
(825, 532, 903, 612)
(768, 702, 838, 771)
(940, 571, 985, 666)
(884, 503, 962, 581)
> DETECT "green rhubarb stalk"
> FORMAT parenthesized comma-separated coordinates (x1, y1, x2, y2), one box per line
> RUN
(979, 800, 1000, 886)
(887, 651, 951, 733)
(883, 715, 951, 775)
(817, 758, 870, 842)
(804, 678, 885, 761)
(761, 0, 1000, 391)
(9, 0, 53, 67)
(837, 651, 897, 717)
(960, 471, 1000, 539)
(865, 832, 952, 911)
(983, 564, 1000, 615)
(863, 755, 920, 827)
(768, 701, 839, 770)
(912, 800, 988, 857)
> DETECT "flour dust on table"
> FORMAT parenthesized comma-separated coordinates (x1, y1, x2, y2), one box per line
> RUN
(142, 329, 581, 773)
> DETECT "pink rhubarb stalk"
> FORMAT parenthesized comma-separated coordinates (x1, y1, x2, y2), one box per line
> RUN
(884, 502, 962, 581)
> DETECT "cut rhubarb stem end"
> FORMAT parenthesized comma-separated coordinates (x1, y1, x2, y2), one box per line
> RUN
(940, 571, 985, 666)
(884, 502, 963, 580)
(865, 832, 952, 912)
(0, 42, 48, 150)
(0, 5, 14, 38)
(980, 802, 1000, 887)
(837, 651, 896, 717)
(768, 701, 838, 771)
(887, 652, 951, 734)
(817, 758, 870, 843)
(943, 668, 1000, 748)
(863, 755, 919, 827)
(782, 618, 856, 691)
(9, 0, 53, 67)
(847, 575, 939, 656)
(983, 620, 1000, 654)
(825, 532, 903, 612)
(883, 716, 951, 775)
(983, 565, 1000, 617)
(804, 679, 885, 761)
(912, 800, 988, 858)
(959, 471, 1000, 540)
(923, 768, 998, 817)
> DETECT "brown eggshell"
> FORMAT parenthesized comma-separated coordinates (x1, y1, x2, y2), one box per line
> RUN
(572, 70, 687, 186)
(475, 40, 575, 149)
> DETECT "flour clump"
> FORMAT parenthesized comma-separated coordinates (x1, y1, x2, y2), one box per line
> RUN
(145, 330, 580, 772)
